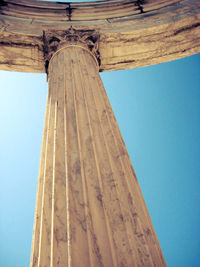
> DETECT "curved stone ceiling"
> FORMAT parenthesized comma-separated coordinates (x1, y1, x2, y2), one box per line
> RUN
(0, 0, 200, 73)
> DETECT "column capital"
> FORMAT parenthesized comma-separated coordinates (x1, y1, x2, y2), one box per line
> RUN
(43, 27, 100, 73)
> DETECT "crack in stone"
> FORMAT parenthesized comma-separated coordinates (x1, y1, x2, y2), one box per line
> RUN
(174, 22, 200, 35)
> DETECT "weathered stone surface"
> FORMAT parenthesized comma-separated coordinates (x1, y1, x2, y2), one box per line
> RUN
(43, 28, 100, 73)
(30, 44, 166, 267)
(1, 1, 199, 266)
(0, 0, 200, 73)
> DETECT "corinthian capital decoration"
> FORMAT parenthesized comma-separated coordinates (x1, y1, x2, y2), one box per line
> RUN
(43, 27, 100, 73)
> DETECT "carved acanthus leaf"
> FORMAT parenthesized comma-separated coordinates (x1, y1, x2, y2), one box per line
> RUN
(43, 27, 100, 73)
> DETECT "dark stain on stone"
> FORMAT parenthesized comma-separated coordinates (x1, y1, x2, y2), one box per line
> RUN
(97, 193, 103, 206)
(174, 23, 200, 35)
(106, 59, 135, 66)
(45, 60, 49, 75)
(137, 233, 144, 238)
(132, 212, 138, 218)
(90, 232, 104, 267)
(145, 228, 151, 236)
(128, 193, 133, 205)
(134, 0, 147, 14)
(0, 60, 14, 65)
(77, 217, 87, 232)
(121, 59, 136, 64)
(66, 3, 76, 21)
(120, 261, 126, 267)
(119, 214, 124, 222)
(0, 0, 7, 9)
(73, 160, 81, 176)
(0, 41, 39, 48)
(108, 178, 116, 190)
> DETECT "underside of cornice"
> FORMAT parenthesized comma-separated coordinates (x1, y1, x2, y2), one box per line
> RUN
(0, 0, 200, 73)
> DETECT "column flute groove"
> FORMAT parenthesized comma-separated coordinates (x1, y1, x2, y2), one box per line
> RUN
(91, 65, 153, 265)
(77, 48, 117, 267)
(30, 85, 51, 267)
(73, 48, 97, 267)
(83, 53, 147, 266)
(50, 88, 57, 267)
(80, 49, 134, 266)
(37, 86, 53, 267)
(86, 76, 139, 266)
(65, 47, 90, 267)
(75, 46, 106, 266)
(96, 73, 162, 265)
(96, 74, 164, 265)
(37, 59, 54, 267)
(71, 48, 93, 267)
(63, 50, 71, 267)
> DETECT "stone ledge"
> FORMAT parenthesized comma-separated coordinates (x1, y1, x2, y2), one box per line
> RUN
(0, 0, 200, 73)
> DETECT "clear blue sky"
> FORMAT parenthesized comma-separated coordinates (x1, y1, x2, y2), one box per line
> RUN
(0, 1, 200, 267)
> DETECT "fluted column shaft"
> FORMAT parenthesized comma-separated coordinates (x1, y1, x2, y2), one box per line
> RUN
(30, 44, 166, 267)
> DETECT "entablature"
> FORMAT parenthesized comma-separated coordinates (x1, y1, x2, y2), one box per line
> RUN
(0, 0, 200, 73)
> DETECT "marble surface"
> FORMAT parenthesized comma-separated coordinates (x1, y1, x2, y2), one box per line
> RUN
(30, 45, 166, 266)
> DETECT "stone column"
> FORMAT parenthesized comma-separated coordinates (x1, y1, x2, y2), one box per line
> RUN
(30, 30, 166, 267)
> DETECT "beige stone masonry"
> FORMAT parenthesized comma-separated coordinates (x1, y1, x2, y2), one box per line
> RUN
(0, 0, 200, 73)
(30, 44, 166, 267)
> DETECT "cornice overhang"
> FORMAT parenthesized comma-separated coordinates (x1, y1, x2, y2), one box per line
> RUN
(0, 0, 200, 73)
